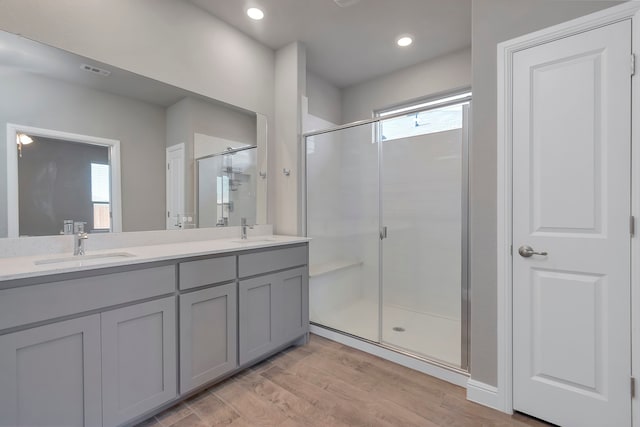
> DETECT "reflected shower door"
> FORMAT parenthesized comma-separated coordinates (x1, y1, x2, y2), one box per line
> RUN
(306, 123, 380, 341)
(380, 102, 468, 368)
(197, 147, 258, 228)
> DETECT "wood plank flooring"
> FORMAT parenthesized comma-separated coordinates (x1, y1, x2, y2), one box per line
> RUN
(136, 334, 551, 427)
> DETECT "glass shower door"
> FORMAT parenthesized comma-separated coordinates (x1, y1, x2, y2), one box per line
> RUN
(306, 123, 380, 341)
(379, 101, 469, 369)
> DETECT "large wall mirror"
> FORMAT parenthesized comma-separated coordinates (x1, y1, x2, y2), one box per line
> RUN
(0, 30, 268, 238)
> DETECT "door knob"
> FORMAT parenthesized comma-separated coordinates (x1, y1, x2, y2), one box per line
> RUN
(518, 245, 548, 258)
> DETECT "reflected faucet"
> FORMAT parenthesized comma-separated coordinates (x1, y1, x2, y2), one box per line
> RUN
(74, 232, 88, 256)
(241, 217, 253, 240)
(73, 222, 88, 256)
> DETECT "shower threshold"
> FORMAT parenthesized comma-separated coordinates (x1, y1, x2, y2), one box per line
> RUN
(309, 322, 469, 388)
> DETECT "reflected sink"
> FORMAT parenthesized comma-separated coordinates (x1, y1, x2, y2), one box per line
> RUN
(34, 252, 136, 266)
(231, 238, 277, 244)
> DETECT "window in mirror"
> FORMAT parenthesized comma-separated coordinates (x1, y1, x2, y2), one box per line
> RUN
(216, 175, 230, 225)
(91, 163, 111, 231)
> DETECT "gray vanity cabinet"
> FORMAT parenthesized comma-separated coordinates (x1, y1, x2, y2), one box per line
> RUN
(0, 241, 309, 427)
(101, 296, 177, 427)
(179, 283, 237, 393)
(0, 315, 102, 427)
(238, 248, 309, 366)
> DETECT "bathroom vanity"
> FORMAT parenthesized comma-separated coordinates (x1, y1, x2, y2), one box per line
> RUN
(0, 236, 309, 427)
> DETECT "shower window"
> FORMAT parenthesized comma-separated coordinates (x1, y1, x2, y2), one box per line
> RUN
(377, 91, 471, 141)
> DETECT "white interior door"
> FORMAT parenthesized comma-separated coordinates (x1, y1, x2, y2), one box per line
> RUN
(166, 143, 185, 230)
(512, 20, 631, 427)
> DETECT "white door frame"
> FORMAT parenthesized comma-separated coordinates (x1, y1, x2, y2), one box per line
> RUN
(496, 1, 640, 419)
(5, 123, 122, 236)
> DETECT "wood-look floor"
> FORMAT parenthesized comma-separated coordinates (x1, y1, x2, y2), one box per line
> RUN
(136, 334, 551, 427)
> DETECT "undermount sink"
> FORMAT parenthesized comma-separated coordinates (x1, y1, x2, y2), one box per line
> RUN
(231, 237, 277, 244)
(34, 252, 136, 266)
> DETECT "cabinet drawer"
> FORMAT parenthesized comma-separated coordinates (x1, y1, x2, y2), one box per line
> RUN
(179, 256, 236, 290)
(238, 245, 307, 278)
(0, 265, 175, 332)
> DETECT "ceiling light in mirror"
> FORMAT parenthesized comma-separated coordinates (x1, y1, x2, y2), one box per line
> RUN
(396, 35, 413, 47)
(247, 8, 264, 20)
(16, 133, 33, 145)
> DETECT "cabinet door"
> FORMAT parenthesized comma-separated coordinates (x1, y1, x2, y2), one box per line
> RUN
(239, 267, 309, 365)
(277, 267, 309, 344)
(0, 315, 101, 427)
(180, 283, 237, 393)
(101, 297, 176, 427)
(239, 274, 278, 365)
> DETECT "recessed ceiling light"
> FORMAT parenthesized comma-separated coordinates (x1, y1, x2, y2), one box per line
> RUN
(396, 36, 413, 47)
(247, 8, 264, 20)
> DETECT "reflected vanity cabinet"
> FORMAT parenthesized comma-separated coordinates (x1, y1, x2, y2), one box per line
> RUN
(0, 242, 309, 427)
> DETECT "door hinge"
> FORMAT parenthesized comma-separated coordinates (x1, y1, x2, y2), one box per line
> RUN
(631, 216, 635, 237)
(632, 53, 636, 76)
(167, 163, 170, 170)
(632, 377, 636, 398)
(167, 211, 170, 218)
(510, 245, 513, 256)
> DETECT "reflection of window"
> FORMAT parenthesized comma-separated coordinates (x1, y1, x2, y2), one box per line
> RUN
(377, 91, 471, 142)
(216, 175, 230, 220)
(91, 163, 110, 230)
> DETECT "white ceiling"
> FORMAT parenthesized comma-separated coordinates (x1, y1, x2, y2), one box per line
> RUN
(187, 0, 472, 88)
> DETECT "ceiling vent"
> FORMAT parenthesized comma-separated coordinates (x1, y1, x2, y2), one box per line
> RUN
(334, 0, 360, 7)
(80, 63, 111, 77)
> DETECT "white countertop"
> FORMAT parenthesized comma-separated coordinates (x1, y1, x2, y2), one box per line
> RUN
(0, 235, 309, 282)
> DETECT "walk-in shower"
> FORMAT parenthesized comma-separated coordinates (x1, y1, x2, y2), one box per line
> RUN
(304, 92, 470, 370)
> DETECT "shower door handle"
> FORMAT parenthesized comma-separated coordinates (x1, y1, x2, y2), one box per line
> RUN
(380, 226, 388, 240)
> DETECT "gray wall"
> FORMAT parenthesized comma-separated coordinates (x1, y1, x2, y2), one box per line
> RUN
(306, 72, 342, 125)
(166, 96, 257, 218)
(469, 0, 623, 387)
(0, 72, 167, 236)
(341, 48, 471, 123)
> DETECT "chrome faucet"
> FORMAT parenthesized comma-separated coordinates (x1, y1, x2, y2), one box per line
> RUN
(73, 222, 88, 256)
(240, 217, 253, 240)
(74, 232, 88, 256)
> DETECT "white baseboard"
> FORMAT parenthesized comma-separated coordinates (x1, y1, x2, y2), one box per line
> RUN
(466, 379, 507, 412)
(309, 324, 468, 388)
